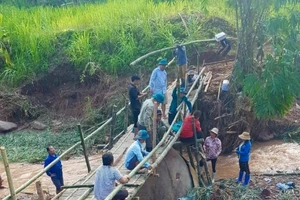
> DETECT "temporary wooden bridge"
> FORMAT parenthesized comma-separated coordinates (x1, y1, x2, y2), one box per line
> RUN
(1, 39, 234, 200)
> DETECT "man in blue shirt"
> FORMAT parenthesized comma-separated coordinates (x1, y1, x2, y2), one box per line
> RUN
(125, 130, 153, 171)
(173, 45, 188, 88)
(149, 59, 168, 119)
(168, 87, 192, 125)
(217, 37, 231, 57)
(44, 146, 64, 194)
(94, 152, 130, 200)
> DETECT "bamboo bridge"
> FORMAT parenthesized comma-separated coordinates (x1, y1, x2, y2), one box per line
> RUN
(1, 39, 234, 200)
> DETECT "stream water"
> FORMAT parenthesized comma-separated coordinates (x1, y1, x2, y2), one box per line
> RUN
(1, 140, 300, 198)
(216, 140, 300, 179)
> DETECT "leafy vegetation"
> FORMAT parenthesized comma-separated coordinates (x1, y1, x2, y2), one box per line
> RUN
(0, 0, 234, 86)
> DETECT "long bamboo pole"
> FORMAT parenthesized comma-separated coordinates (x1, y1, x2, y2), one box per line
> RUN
(130, 38, 236, 66)
(0, 147, 17, 200)
(105, 67, 205, 200)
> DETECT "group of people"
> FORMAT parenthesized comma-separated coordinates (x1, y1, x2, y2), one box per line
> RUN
(42, 34, 251, 200)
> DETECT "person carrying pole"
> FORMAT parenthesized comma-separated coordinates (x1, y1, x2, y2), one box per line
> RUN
(173, 45, 188, 88)
(149, 58, 168, 119)
(94, 152, 130, 200)
(44, 146, 64, 194)
(200, 128, 222, 183)
(128, 75, 148, 136)
(137, 93, 164, 151)
(168, 86, 192, 125)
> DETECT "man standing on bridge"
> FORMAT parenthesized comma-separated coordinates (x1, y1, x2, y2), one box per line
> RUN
(137, 93, 164, 151)
(129, 75, 148, 136)
(149, 58, 168, 119)
(94, 152, 130, 200)
(44, 146, 64, 194)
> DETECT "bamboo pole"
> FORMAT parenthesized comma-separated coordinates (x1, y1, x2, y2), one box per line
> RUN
(123, 99, 129, 135)
(191, 117, 205, 187)
(130, 38, 236, 66)
(78, 124, 91, 173)
(152, 102, 158, 164)
(0, 147, 17, 200)
(35, 181, 45, 200)
(109, 105, 117, 149)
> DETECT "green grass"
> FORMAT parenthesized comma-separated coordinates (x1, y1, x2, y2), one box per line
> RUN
(0, 130, 94, 163)
(0, 0, 235, 86)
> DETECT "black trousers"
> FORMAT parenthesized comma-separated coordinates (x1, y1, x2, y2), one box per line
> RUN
(131, 110, 140, 128)
(179, 132, 202, 144)
(51, 170, 64, 194)
(168, 113, 176, 125)
(239, 161, 250, 174)
(200, 158, 217, 173)
(112, 189, 128, 200)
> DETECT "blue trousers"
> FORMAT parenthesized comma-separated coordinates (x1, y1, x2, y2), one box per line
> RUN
(51, 170, 64, 194)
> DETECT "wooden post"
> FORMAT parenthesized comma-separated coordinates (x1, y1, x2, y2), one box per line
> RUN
(109, 105, 117, 149)
(36, 181, 45, 200)
(152, 102, 158, 172)
(198, 143, 212, 185)
(78, 124, 91, 173)
(0, 147, 17, 200)
(139, 65, 143, 89)
(123, 99, 129, 135)
(191, 117, 205, 187)
(186, 145, 195, 169)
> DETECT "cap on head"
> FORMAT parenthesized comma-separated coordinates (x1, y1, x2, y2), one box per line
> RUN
(134, 130, 150, 140)
(210, 127, 219, 135)
(187, 70, 195, 75)
(152, 93, 164, 104)
(158, 59, 168, 66)
(189, 65, 196, 70)
(180, 87, 187, 94)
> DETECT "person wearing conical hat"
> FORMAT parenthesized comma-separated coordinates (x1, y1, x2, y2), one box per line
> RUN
(199, 127, 222, 183)
(235, 131, 252, 186)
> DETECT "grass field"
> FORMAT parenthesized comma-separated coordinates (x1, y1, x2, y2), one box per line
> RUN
(0, 0, 234, 86)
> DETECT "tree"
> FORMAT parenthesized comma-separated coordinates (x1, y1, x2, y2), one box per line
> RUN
(231, 0, 300, 118)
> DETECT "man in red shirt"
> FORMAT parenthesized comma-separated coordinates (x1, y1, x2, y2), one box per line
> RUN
(180, 110, 202, 143)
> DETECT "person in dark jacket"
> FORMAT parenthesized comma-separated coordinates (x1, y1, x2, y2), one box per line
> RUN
(235, 132, 252, 186)
(217, 37, 231, 57)
(129, 75, 147, 136)
(173, 45, 188, 88)
(44, 146, 64, 194)
(168, 87, 192, 125)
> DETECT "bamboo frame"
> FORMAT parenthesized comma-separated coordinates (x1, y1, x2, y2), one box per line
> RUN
(0, 147, 16, 200)
(105, 67, 205, 200)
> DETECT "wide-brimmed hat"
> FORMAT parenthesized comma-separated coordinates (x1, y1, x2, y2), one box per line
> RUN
(134, 130, 149, 140)
(180, 87, 187, 94)
(210, 127, 219, 135)
(152, 93, 164, 104)
(158, 59, 168, 66)
(239, 132, 251, 140)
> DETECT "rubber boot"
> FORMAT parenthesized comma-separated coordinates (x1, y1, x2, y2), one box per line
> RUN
(242, 174, 250, 186)
(236, 171, 244, 183)
(212, 172, 216, 184)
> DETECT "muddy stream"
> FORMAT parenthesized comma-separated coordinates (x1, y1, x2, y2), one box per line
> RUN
(1, 140, 300, 198)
